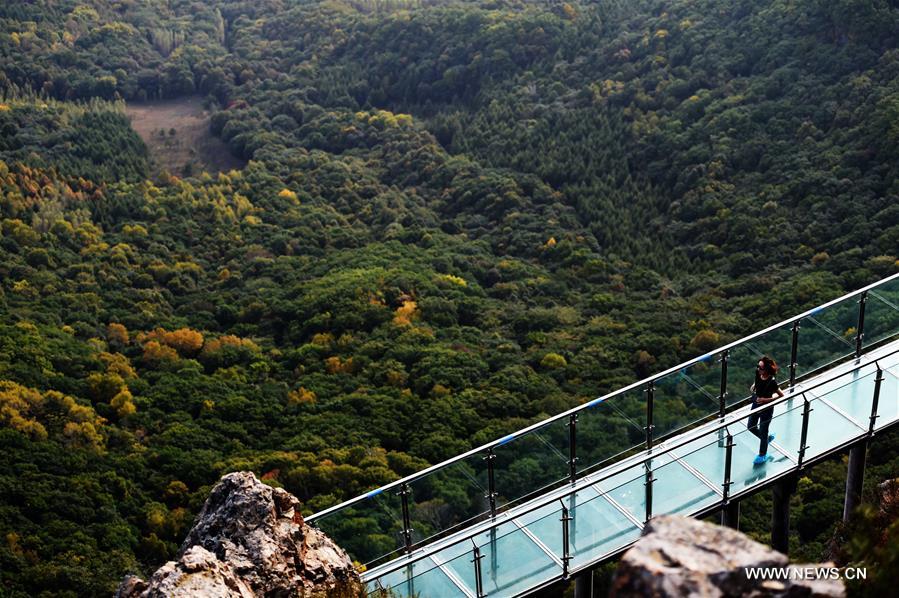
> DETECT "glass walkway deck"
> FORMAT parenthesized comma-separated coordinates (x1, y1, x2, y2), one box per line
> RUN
(307, 274, 899, 598)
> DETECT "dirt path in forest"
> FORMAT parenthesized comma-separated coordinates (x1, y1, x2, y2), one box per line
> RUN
(125, 97, 245, 177)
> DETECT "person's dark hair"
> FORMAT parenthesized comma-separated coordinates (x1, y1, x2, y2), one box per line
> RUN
(759, 356, 779, 377)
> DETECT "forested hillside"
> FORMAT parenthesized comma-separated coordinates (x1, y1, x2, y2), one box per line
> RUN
(1, 1, 898, 595)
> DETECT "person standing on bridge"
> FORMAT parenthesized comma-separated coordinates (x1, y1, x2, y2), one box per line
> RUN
(748, 356, 784, 465)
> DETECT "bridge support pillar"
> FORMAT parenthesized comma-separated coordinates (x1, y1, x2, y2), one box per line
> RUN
(843, 439, 867, 522)
(772, 474, 797, 554)
(573, 569, 592, 598)
(721, 501, 740, 530)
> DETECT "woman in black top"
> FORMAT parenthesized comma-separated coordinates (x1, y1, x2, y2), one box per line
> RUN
(748, 356, 784, 464)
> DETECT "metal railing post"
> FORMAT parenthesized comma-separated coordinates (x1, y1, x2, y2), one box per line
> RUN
(790, 320, 800, 388)
(856, 291, 868, 358)
(490, 527, 497, 584)
(869, 363, 883, 435)
(720, 428, 737, 528)
(405, 563, 415, 597)
(644, 379, 655, 523)
(398, 482, 413, 553)
(471, 541, 485, 598)
(568, 492, 577, 554)
(797, 394, 811, 469)
(484, 449, 497, 516)
(722, 429, 734, 503)
(568, 413, 578, 483)
(718, 349, 729, 417)
(645, 381, 655, 450)
(560, 500, 572, 578)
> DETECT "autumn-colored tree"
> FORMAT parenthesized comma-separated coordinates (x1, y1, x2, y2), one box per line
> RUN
(689, 329, 721, 353)
(393, 299, 418, 326)
(110, 388, 136, 418)
(87, 372, 126, 402)
(162, 328, 204, 356)
(99, 352, 138, 379)
(277, 188, 299, 203)
(142, 340, 179, 366)
(0, 381, 48, 440)
(0, 382, 105, 450)
(141, 327, 204, 356)
(325, 356, 355, 374)
(107, 322, 130, 347)
(287, 387, 316, 406)
(540, 352, 567, 369)
(200, 334, 259, 354)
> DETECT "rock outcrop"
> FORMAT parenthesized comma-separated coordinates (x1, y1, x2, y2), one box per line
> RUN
(116, 472, 362, 598)
(876, 477, 899, 520)
(116, 546, 254, 598)
(611, 515, 844, 597)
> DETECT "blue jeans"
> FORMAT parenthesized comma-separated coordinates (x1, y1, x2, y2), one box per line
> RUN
(747, 400, 773, 455)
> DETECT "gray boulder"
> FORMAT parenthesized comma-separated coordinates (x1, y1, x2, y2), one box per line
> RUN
(610, 515, 844, 597)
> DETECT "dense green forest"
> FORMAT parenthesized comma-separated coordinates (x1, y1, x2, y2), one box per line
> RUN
(1, 0, 899, 595)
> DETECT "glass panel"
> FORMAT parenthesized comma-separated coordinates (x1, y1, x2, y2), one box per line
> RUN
(523, 486, 642, 569)
(577, 388, 646, 474)
(877, 369, 899, 430)
(653, 356, 722, 439)
(727, 323, 793, 408)
(803, 366, 879, 429)
(429, 518, 520, 564)
(865, 279, 899, 346)
(726, 344, 762, 408)
(591, 446, 720, 522)
(492, 418, 570, 509)
(571, 488, 643, 566)
(877, 347, 899, 372)
(591, 457, 660, 524)
(368, 556, 460, 598)
(814, 295, 860, 341)
(408, 456, 487, 548)
(797, 298, 857, 375)
(314, 489, 404, 566)
(440, 518, 562, 597)
(802, 399, 866, 462)
(670, 432, 729, 500)
(652, 446, 721, 516)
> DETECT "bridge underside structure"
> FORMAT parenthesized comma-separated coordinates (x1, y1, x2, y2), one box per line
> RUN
(307, 274, 899, 598)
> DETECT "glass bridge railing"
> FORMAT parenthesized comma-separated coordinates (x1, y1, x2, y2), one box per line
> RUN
(307, 273, 899, 569)
(363, 346, 899, 596)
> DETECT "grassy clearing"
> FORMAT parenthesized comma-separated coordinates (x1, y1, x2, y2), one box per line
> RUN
(125, 97, 245, 177)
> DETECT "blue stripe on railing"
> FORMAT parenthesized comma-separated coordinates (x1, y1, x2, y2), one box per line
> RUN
(364, 488, 383, 499)
(497, 434, 516, 446)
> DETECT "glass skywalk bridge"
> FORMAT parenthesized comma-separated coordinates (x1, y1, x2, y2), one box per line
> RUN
(307, 274, 899, 597)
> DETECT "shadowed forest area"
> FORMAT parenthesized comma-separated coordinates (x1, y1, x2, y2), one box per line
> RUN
(1, 0, 899, 595)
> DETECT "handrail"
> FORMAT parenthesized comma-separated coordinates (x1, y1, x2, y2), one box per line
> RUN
(307, 271, 899, 523)
(363, 343, 899, 581)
